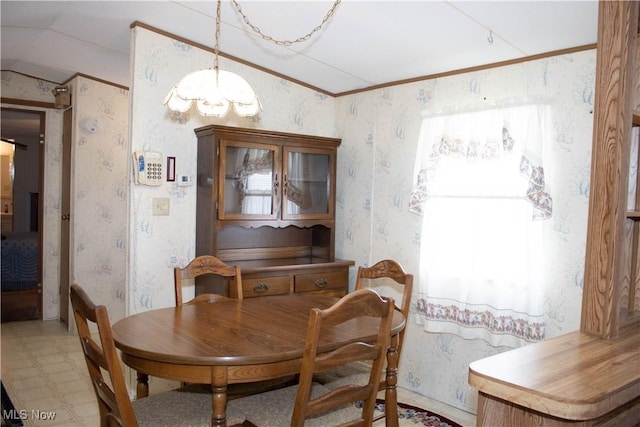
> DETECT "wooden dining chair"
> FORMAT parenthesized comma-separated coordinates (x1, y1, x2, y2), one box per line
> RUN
(314, 259, 413, 422)
(69, 283, 247, 427)
(175, 256, 297, 396)
(227, 288, 395, 426)
(174, 255, 243, 306)
(355, 259, 413, 359)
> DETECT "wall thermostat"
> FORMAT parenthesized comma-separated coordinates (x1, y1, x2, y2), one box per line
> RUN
(177, 174, 193, 186)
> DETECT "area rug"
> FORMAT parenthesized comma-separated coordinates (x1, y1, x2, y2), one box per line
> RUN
(1, 381, 24, 426)
(366, 399, 463, 427)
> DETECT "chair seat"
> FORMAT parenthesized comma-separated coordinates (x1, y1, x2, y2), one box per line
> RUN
(230, 383, 374, 427)
(133, 385, 246, 427)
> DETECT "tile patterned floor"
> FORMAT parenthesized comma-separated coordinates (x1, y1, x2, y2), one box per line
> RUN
(1, 320, 476, 427)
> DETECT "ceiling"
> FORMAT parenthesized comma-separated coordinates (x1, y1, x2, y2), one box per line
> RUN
(1, 1, 599, 96)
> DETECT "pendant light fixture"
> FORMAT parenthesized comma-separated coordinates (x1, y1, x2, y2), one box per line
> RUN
(164, 0, 341, 118)
(164, 0, 261, 117)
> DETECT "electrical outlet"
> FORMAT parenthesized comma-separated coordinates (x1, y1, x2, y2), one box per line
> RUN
(152, 197, 170, 216)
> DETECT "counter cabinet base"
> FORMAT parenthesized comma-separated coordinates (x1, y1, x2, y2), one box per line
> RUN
(476, 392, 640, 427)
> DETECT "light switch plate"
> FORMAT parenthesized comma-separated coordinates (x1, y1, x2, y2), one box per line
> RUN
(152, 197, 170, 216)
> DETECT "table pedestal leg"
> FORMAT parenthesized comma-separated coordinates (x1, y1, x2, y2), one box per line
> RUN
(211, 366, 228, 427)
(136, 372, 149, 398)
(385, 334, 399, 427)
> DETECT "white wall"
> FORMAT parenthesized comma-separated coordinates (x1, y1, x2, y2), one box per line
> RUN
(68, 76, 130, 324)
(334, 50, 595, 412)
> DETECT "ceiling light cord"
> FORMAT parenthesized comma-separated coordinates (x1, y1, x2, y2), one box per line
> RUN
(164, 0, 262, 117)
(214, 0, 221, 72)
(231, 0, 342, 47)
(164, 0, 342, 117)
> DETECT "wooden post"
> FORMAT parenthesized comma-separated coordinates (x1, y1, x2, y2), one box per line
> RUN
(581, 0, 639, 339)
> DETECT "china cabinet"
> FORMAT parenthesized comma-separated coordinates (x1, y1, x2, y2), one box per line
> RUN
(195, 125, 353, 298)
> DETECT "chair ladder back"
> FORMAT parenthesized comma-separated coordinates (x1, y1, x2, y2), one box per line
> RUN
(292, 288, 395, 427)
(70, 284, 138, 427)
(355, 259, 413, 358)
(174, 255, 243, 306)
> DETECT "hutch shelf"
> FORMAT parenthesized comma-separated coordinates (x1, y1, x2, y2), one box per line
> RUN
(195, 125, 354, 298)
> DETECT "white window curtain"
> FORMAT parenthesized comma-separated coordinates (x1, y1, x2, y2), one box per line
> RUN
(232, 147, 273, 215)
(242, 172, 273, 214)
(286, 152, 304, 215)
(409, 105, 551, 347)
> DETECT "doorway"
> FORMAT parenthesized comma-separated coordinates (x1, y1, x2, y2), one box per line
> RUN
(1, 108, 44, 322)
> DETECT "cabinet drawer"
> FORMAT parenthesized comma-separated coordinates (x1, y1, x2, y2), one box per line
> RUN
(294, 271, 346, 293)
(243, 276, 291, 298)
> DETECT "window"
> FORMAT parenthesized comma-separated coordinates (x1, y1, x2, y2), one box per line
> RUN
(410, 105, 551, 347)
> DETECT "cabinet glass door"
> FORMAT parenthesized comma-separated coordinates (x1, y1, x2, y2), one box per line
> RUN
(219, 141, 278, 219)
(283, 148, 333, 219)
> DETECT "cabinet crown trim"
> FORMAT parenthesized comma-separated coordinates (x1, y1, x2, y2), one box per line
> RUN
(195, 125, 342, 148)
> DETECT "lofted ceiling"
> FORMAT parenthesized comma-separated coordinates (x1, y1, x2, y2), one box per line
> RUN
(1, 1, 599, 96)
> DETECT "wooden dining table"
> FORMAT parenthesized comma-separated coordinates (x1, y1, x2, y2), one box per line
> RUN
(112, 293, 406, 427)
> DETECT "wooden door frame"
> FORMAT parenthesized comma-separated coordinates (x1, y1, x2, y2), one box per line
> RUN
(59, 108, 72, 325)
(0, 106, 45, 321)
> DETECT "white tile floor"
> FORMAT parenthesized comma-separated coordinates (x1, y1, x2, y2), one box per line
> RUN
(1, 320, 476, 427)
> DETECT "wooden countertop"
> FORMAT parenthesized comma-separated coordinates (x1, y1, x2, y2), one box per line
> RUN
(468, 329, 640, 421)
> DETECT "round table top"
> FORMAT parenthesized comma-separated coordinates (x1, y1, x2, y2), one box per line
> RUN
(112, 293, 405, 367)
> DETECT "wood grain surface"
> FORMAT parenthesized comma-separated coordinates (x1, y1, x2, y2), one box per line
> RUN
(112, 294, 405, 426)
(469, 329, 640, 423)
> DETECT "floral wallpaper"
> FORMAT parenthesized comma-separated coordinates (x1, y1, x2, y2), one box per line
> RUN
(69, 76, 129, 324)
(334, 51, 595, 412)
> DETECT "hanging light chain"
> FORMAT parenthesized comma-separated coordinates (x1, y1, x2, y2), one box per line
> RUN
(214, 0, 222, 71)
(230, 0, 341, 47)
